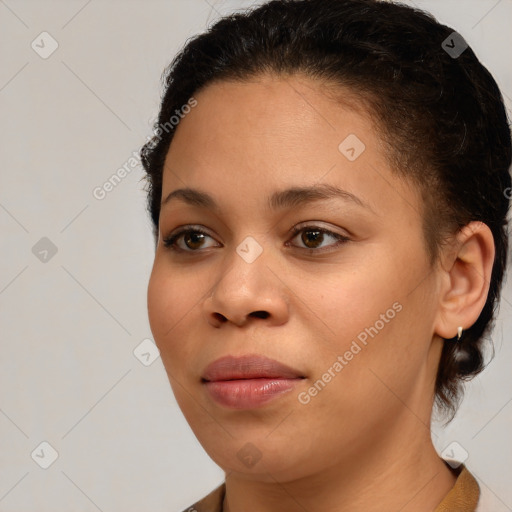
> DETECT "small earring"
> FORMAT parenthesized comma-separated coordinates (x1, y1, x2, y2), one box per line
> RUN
(457, 326, 463, 340)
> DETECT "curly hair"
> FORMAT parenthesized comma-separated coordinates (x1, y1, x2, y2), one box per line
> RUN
(140, 0, 511, 422)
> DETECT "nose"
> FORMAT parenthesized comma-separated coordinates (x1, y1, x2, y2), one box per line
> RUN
(203, 246, 289, 328)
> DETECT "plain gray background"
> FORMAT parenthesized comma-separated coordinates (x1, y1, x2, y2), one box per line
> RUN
(0, 1, 511, 511)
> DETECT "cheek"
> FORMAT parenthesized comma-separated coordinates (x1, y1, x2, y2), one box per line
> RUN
(147, 262, 197, 355)
(300, 249, 426, 386)
(147, 266, 172, 341)
(318, 277, 432, 412)
(147, 265, 201, 407)
(308, 258, 401, 342)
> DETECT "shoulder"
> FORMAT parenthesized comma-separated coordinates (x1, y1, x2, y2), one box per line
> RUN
(447, 464, 509, 512)
(179, 483, 225, 512)
(435, 464, 479, 511)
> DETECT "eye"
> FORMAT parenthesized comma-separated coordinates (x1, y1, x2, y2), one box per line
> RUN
(287, 224, 350, 252)
(162, 226, 219, 252)
(162, 224, 350, 254)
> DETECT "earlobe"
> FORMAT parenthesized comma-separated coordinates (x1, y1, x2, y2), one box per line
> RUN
(433, 221, 495, 340)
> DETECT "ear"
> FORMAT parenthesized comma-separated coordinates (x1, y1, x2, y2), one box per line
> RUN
(433, 221, 495, 340)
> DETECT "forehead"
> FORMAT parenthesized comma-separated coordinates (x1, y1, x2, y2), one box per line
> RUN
(161, 74, 422, 222)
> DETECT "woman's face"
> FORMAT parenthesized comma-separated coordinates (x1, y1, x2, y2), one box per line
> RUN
(147, 74, 445, 481)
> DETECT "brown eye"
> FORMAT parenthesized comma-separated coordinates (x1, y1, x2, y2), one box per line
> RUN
(182, 232, 207, 250)
(289, 225, 350, 252)
(301, 229, 324, 249)
(163, 227, 219, 252)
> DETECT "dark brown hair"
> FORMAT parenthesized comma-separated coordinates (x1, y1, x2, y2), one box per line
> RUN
(140, 0, 511, 422)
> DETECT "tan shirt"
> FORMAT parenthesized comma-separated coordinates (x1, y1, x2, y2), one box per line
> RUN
(182, 464, 480, 512)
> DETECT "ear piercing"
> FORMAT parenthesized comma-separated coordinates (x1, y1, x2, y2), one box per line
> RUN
(457, 326, 463, 340)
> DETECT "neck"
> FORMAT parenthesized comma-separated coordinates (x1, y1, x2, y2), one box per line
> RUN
(223, 415, 457, 512)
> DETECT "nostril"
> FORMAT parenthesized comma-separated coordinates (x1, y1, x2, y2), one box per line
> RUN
(250, 311, 269, 319)
(213, 313, 227, 323)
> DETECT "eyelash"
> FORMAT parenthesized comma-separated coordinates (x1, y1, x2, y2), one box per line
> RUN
(162, 224, 350, 254)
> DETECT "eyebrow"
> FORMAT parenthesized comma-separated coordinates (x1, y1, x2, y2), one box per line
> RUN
(160, 183, 374, 213)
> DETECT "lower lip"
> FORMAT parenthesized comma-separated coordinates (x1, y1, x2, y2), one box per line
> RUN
(204, 378, 302, 409)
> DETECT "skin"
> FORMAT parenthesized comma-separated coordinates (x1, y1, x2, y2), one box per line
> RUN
(147, 73, 495, 512)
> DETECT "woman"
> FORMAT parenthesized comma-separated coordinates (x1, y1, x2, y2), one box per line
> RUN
(141, 0, 511, 510)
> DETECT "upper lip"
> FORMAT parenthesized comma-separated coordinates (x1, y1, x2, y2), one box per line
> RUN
(202, 354, 305, 382)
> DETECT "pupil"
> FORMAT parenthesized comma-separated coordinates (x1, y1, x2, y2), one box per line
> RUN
(186, 233, 204, 249)
(303, 230, 322, 248)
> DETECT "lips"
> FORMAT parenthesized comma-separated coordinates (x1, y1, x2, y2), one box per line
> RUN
(202, 354, 304, 382)
(201, 354, 305, 409)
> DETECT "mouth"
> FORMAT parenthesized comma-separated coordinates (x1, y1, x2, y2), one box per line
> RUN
(202, 354, 305, 381)
(201, 354, 306, 409)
